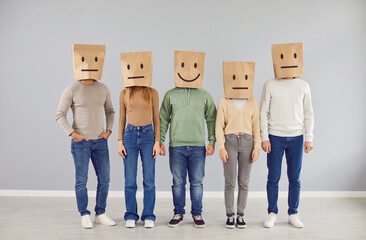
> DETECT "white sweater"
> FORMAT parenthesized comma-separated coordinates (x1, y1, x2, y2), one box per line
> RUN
(260, 78, 314, 142)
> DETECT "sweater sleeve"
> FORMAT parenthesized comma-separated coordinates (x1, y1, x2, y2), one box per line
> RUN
(260, 82, 271, 142)
(205, 92, 217, 146)
(56, 87, 75, 136)
(251, 98, 261, 149)
(159, 92, 171, 145)
(215, 99, 226, 150)
(104, 87, 115, 132)
(118, 90, 127, 141)
(152, 89, 160, 142)
(303, 83, 314, 142)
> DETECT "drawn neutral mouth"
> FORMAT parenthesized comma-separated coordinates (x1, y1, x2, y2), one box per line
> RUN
(81, 69, 98, 71)
(281, 66, 298, 69)
(232, 87, 248, 89)
(128, 76, 145, 79)
(178, 73, 200, 82)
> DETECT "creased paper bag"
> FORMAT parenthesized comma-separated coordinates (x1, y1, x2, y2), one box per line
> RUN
(223, 62, 255, 99)
(73, 44, 105, 80)
(174, 51, 205, 88)
(121, 51, 153, 88)
(272, 43, 303, 78)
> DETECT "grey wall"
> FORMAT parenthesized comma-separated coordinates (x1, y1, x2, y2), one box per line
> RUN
(1, 0, 365, 192)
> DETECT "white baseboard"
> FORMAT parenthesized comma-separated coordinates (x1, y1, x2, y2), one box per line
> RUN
(0, 190, 365, 198)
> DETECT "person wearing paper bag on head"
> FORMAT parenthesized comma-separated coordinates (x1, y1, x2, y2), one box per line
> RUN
(159, 51, 216, 228)
(261, 43, 314, 229)
(56, 44, 116, 229)
(215, 62, 260, 229)
(117, 51, 160, 229)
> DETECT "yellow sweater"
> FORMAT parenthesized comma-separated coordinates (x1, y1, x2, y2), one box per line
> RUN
(215, 97, 260, 150)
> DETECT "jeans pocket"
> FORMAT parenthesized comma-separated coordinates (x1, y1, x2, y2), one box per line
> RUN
(142, 127, 154, 134)
(244, 134, 253, 141)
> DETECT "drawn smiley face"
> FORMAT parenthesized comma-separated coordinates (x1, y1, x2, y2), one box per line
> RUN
(120, 51, 153, 88)
(73, 44, 105, 80)
(174, 51, 205, 88)
(223, 62, 255, 99)
(272, 43, 303, 78)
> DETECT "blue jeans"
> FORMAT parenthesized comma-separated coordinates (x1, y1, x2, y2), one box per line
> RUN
(123, 124, 156, 221)
(266, 134, 304, 215)
(169, 146, 206, 216)
(71, 138, 110, 216)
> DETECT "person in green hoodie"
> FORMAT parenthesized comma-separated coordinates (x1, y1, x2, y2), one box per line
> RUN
(159, 51, 216, 228)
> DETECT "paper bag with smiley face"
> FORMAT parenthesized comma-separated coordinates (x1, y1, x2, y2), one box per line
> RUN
(73, 44, 105, 80)
(272, 43, 303, 79)
(223, 62, 255, 99)
(174, 51, 205, 88)
(121, 51, 153, 88)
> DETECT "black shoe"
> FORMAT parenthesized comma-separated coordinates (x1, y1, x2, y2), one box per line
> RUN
(225, 215, 235, 229)
(168, 214, 183, 227)
(236, 216, 247, 228)
(193, 215, 206, 228)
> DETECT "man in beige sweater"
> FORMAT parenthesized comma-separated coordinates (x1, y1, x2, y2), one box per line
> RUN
(56, 44, 116, 229)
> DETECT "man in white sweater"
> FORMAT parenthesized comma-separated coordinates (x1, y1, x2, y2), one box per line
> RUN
(260, 43, 314, 229)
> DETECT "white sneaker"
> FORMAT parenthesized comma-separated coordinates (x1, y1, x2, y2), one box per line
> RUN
(81, 215, 93, 229)
(289, 214, 304, 228)
(144, 220, 155, 228)
(94, 214, 116, 226)
(125, 219, 136, 228)
(264, 213, 277, 228)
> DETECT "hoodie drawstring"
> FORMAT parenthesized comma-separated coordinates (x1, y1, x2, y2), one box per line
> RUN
(183, 88, 191, 106)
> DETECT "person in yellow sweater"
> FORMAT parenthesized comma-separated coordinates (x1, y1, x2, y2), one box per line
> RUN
(215, 62, 260, 229)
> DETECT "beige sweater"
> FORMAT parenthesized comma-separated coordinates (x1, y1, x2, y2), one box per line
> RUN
(56, 81, 115, 139)
(215, 97, 260, 150)
(118, 87, 160, 142)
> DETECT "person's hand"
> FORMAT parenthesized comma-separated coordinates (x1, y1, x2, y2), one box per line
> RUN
(153, 141, 160, 158)
(98, 130, 111, 139)
(262, 140, 271, 153)
(219, 149, 229, 163)
(304, 141, 314, 153)
(160, 144, 166, 156)
(71, 131, 88, 142)
(206, 144, 215, 156)
(117, 141, 127, 158)
(251, 148, 259, 163)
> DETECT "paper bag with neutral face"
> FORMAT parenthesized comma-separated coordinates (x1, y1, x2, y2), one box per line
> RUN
(223, 62, 255, 99)
(73, 44, 105, 80)
(174, 51, 205, 88)
(121, 51, 153, 88)
(272, 43, 303, 79)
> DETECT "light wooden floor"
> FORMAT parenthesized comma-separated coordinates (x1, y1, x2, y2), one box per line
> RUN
(0, 196, 365, 240)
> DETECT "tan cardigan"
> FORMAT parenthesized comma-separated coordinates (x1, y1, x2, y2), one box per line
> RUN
(215, 97, 260, 150)
(118, 87, 160, 142)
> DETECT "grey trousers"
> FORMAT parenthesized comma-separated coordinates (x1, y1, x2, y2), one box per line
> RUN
(223, 134, 254, 216)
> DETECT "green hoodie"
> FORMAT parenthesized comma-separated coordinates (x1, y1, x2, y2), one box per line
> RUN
(159, 87, 216, 147)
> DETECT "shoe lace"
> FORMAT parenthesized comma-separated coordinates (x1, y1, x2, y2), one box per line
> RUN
(172, 214, 181, 220)
(237, 216, 244, 223)
(228, 215, 235, 222)
(193, 215, 203, 221)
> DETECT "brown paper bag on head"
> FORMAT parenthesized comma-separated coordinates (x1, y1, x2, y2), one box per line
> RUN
(174, 51, 205, 88)
(73, 44, 105, 80)
(223, 62, 255, 99)
(121, 51, 153, 88)
(272, 43, 303, 79)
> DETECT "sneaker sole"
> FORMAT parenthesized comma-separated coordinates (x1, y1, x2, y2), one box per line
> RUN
(225, 224, 235, 229)
(288, 222, 304, 228)
(194, 224, 206, 228)
(237, 224, 247, 229)
(82, 225, 93, 229)
(168, 222, 182, 228)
